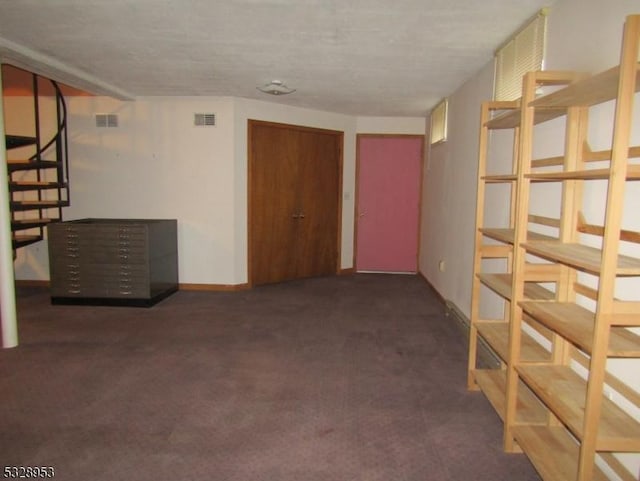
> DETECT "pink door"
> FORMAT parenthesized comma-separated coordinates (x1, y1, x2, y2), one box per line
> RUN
(356, 136, 422, 273)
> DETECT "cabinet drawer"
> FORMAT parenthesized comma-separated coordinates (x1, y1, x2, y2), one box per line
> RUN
(48, 218, 178, 305)
(49, 223, 147, 242)
(50, 285, 148, 298)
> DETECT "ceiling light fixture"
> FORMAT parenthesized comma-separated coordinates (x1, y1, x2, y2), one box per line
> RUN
(257, 80, 296, 95)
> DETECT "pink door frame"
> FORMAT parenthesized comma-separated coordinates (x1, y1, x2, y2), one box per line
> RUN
(354, 134, 424, 273)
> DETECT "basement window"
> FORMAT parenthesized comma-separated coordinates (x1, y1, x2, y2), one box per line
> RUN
(494, 10, 547, 101)
(430, 99, 448, 145)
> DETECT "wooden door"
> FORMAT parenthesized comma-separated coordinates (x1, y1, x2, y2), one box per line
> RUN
(250, 123, 300, 285)
(249, 121, 342, 286)
(355, 135, 423, 273)
(295, 129, 340, 279)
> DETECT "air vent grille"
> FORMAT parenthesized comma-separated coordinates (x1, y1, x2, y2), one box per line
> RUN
(194, 113, 216, 126)
(95, 114, 118, 128)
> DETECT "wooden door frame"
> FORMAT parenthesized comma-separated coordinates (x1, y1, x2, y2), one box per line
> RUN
(353, 133, 425, 272)
(247, 119, 344, 287)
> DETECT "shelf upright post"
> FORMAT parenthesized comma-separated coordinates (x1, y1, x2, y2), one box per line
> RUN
(503, 71, 538, 452)
(577, 14, 640, 481)
(467, 101, 491, 390)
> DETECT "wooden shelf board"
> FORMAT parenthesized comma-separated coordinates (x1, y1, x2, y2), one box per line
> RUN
(524, 281, 555, 301)
(473, 369, 547, 425)
(477, 273, 555, 302)
(531, 155, 565, 168)
(519, 301, 640, 357)
(512, 425, 609, 481)
(516, 365, 640, 451)
(612, 300, 640, 326)
(480, 228, 516, 244)
(476, 320, 551, 363)
(484, 107, 567, 130)
(526, 165, 640, 181)
(529, 64, 640, 109)
(585, 145, 640, 162)
(477, 274, 513, 301)
(484, 110, 520, 130)
(476, 321, 509, 361)
(474, 369, 507, 421)
(480, 228, 556, 245)
(482, 174, 517, 182)
(522, 241, 640, 276)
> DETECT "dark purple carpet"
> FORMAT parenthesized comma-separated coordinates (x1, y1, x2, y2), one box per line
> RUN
(0, 274, 540, 481)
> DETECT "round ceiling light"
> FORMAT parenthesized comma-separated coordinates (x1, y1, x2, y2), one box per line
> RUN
(257, 80, 296, 95)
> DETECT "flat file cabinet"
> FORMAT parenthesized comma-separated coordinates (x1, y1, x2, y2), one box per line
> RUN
(48, 218, 178, 306)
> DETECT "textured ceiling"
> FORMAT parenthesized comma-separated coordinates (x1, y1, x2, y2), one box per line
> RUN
(0, 0, 553, 116)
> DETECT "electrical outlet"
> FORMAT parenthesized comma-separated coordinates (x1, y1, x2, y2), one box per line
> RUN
(439, 260, 446, 272)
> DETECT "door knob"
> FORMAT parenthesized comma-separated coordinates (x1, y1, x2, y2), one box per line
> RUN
(359, 211, 367, 217)
(291, 213, 300, 219)
(299, 213, 305, 219)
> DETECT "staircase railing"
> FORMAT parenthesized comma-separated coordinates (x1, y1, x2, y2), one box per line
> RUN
(27, 78, 70, 222)
(6, 71, 70, 249)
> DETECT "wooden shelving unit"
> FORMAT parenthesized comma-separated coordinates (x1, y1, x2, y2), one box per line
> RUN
(467, 84, 574, 439)
(468, 14, 640, 481)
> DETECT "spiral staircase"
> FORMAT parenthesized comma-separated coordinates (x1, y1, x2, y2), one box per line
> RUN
(4, 72, 70, 250)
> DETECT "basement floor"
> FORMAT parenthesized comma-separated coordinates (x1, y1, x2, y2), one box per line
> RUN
(0, 274, 540, 481)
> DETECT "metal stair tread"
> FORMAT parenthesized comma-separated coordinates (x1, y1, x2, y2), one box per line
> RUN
(12, 234, 43, 249)
(9, 181, 68, 191)
(10, 200, 70, 211)
(12, 218, 55, 231)
(7, 159, 60, 172)
(5, 134, 37, 150)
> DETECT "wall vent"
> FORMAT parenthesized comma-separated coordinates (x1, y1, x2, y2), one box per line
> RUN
(96, 114, 118, 128)
(194, 113, 216, 126)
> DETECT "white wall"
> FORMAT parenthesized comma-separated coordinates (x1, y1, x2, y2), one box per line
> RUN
(419, 62, 494, 314)
(356, 116, 425, 135)
(233, 98, 358, 281)
(8, 94, 423, 285)
(12, 96, 239, 284)
(420, 0, 640, 315)
(419, 1, 640, 477)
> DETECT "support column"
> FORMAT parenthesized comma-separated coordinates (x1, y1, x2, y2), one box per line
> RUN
(0, 64, 18, 348)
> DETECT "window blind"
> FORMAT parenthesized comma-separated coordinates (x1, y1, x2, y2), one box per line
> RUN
(494, 11, 547, 101)
(430, 99, 448, 145)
